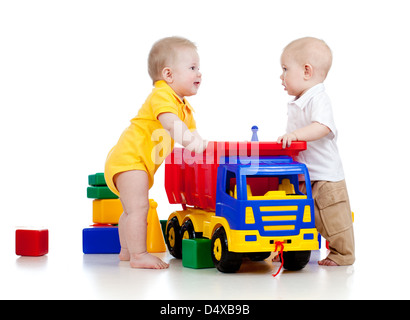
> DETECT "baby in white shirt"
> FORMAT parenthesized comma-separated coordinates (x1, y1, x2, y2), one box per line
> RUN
(277, 37, 355, 266)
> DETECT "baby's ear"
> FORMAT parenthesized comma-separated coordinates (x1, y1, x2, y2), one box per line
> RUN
(304, 64, 313, 80)
(161, 67, 173, 83)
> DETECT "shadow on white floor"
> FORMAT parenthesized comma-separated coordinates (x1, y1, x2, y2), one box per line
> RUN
(4, 246, 406, 300)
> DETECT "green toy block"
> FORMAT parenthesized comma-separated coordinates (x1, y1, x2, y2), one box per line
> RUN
(160, 220, 167, 238)
(88, 173, 107, 186)
(87, 186, 118, 199)
(182, 238, 215, 269)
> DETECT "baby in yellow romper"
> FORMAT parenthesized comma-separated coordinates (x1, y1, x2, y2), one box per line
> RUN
(105, 37, 207, 269)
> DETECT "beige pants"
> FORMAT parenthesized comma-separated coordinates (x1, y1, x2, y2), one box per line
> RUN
(300, 180, 355, 265)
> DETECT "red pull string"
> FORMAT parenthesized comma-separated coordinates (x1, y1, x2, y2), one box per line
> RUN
(272, 241, 285, 277)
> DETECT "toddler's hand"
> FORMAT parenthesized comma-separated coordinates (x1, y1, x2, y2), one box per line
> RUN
(277, 133, 298, 148)
(194, 139, 208, 153)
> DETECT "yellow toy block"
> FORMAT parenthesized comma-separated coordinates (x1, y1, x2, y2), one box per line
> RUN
(93, 199, 123, 224)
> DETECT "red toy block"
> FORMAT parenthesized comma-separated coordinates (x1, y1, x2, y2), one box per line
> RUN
(16, 229, 49, 256)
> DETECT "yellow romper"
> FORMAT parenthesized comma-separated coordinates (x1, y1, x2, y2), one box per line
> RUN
(104, 80, 197, 196)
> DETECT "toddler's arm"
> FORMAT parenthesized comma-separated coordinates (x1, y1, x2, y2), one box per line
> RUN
(158, 113, 208, 153)
(277, 122, 330, 148)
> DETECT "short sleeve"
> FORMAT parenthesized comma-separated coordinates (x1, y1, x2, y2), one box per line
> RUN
(150, 89, 179, 119)
(310, 93, 336, 139)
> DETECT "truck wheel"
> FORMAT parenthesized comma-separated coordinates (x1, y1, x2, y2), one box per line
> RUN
(180, 219, 196, 240)
(165, 217, 182, 259)
(211, 227, 242, 273)
(282, 250, 311, 271)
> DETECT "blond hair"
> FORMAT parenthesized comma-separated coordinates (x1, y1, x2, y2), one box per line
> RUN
(283, 37, 333, 80)
(148, 36, 197, 84)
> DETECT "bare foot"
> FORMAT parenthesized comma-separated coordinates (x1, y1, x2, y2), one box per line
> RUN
(119, 248, 130, 261)
(318, 258, 339, 266)
(272, 253, 281, 262)
(130, 252, 169, 269)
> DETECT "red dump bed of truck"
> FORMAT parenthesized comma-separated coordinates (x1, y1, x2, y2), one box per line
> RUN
(164, 141, 306, 211)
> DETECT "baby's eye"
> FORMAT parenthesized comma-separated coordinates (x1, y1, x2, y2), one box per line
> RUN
(190, 66, 196, 70)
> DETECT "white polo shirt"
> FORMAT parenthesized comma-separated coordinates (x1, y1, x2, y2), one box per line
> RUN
(286, 83, 345, 182)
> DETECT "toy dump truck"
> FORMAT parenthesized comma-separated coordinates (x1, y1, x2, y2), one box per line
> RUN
(164, 141, 319, 273)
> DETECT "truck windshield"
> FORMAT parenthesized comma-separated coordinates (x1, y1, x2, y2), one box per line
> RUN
(244, 175, 306, 200)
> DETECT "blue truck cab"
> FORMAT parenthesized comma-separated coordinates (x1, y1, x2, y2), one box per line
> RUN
(211, 155, 319, 272)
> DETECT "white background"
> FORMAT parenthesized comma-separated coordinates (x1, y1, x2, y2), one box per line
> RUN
(1, 0, 409, 299)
